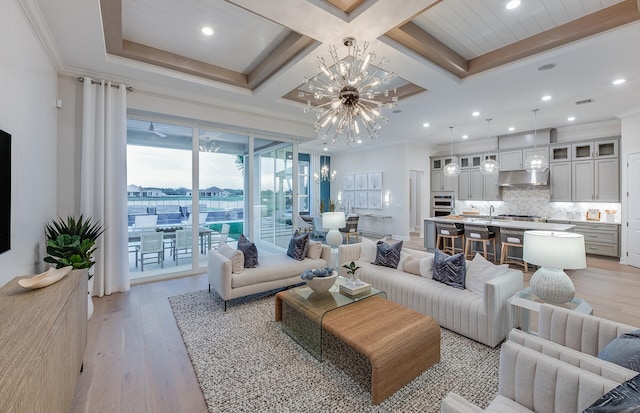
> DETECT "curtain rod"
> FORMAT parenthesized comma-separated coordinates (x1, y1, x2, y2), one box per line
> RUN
(77, 77, 134, 92)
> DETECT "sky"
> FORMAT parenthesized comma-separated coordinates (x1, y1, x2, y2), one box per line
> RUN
(127, 146, 244, 189)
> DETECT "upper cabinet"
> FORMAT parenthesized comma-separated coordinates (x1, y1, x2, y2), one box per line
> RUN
(460, 154, 482, 169)
(550, 144, 572, 162)
(499, 150, 522, 171)
(523, 147, 549, 162)
(572, 139, 618, 160)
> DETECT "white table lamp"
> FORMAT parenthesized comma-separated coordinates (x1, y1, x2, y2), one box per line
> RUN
(322, 212, 345, 249)
(523, 230, 586, 304)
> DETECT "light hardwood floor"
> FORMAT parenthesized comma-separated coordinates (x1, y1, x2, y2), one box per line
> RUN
(71, 234, 640, 413)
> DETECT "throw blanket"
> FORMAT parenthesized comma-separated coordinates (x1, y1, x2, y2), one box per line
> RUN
(583, 374, 640, 412)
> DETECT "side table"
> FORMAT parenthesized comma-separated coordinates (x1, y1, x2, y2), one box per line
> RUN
(508, 287, 593, 335)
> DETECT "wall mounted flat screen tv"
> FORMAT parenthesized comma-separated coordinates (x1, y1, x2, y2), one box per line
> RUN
(0, 129, 10, 254)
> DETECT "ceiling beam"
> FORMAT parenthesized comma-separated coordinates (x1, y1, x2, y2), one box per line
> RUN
(324, 0, 367, 14)
(99, 0, 122, 54)
(467, 0, 640, 77)
(248, 33, 316, 89)
(385, 0, 640, 79)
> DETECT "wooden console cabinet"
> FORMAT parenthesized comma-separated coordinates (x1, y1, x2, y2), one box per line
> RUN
(0, 269, 87, 413)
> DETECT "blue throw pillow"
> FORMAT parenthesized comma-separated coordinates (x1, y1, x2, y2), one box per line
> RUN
(237, 234, 258, 268)
(432, 249, 466, 289)
(287, 230, 310, 261)
(597, 329, 640, 372)
(373, 240, 403, 268)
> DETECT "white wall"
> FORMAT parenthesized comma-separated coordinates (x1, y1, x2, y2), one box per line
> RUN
(330, 143, 433, 240)
(619, 109, 640, 265)
(0, 0, 59, 286)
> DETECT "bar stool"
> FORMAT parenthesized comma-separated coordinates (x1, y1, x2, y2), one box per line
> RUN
(435, 222, 465, 255)
(500, 229, 529, 271)
(464, 224, 496, 261)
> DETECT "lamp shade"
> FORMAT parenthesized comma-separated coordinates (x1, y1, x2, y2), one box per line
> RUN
(523, 231, 586, 269)
(322, 212, 345, 230)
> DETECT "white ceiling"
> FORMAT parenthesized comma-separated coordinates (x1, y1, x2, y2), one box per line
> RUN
(30, 0, 640, 153)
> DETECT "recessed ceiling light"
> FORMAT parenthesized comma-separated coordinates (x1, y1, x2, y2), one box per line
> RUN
(538, 64, 556, 71)
(506, 0, 521, 10)
(462, 135, 468, 139)
(423, 123, 430, 128)
(472, 111, 480, 117)
(202, 27, 214, 36)
(541, 95, 552, 101)
(612, 78, 626, 85)
(323, 145, 328, 151)
(508, 127, 515, 132)
(357, 139, 362, 144)
(567, 116, 576, 121)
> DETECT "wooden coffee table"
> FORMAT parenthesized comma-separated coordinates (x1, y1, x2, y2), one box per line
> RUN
(275, 280, 440, 404)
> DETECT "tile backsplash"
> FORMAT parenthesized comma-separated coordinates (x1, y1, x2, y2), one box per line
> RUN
(455, 187, 621, 222)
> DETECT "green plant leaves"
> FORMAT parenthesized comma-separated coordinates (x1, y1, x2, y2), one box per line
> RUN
(44, 215, 104, 272)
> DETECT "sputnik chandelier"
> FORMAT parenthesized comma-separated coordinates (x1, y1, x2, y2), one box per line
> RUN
(303, 37, 398, 145)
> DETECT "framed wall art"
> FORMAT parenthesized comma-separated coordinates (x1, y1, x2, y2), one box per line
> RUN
(368, 191, 382, 209)
(354, 173, 368, 190)
(355, 191, 368, 208)
(368, 172, 382, 190)
(343, 175, 354, 191)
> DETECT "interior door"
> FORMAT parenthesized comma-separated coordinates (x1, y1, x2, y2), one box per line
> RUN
(628, 152, 640, 268)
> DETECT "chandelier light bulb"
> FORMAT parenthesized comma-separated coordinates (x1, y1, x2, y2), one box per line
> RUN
(481, 118, 500, 175)
(524, 108, 548, 173)
(444, 126, 461, 177)
(303, 37, 397, 146)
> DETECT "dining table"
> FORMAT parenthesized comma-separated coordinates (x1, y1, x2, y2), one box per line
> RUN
(128, 226, 216, 254)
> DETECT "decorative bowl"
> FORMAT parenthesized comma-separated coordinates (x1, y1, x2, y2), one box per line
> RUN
(305, 271, 338, 293)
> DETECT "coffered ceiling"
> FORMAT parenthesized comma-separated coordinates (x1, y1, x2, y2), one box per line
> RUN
(31, 0, 640, 151)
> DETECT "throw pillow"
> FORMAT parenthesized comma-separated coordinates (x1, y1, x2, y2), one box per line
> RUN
(237, 234, 258, 268)
(419, 256, 434, 277)
(597, 329, 640, 372)
(287, 230, 310, 261)
(432, 249, 466, 289)
(373, 240, 403, 269)
(584, 374, 640, 412)
(218, 243, 244, 274)
(465, 253, 509, 295)
(402, 256, 421, 275)
(360, 237, 382, 262)
(306, 240, 323, 260)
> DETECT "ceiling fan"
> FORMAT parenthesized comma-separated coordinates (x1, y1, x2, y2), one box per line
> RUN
(148, 122, 167, 137)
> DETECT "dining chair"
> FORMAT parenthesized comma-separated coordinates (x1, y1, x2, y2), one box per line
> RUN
(296, 214, 313, 232)
(135, 231, 165, 271)
(173, 229, 193, 265)
(339, 215, 360, 244)
(311, 217, 326, 241)
(134, 214, 158, 231)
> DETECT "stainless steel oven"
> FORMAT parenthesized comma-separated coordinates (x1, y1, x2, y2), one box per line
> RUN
(432, 193, 455, 216)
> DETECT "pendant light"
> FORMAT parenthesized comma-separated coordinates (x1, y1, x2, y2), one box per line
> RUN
(523, 109, 549, 173)
(443, 126, 460, 177)
(480, 118, 500, 175)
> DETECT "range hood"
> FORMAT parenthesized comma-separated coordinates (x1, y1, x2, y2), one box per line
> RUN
(496, 169, 550, 187)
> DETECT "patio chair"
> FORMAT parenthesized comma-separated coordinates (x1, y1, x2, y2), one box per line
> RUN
(211, 223, 230, 250)
(134, 214, 158, 231)
(135, 231, 164, 271)
(173, 229, 193, 265)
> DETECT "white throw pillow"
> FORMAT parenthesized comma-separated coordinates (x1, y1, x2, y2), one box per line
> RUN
(419, 256, 434, 277)
(218, 243, 244, 274)
(360, 237, 385, 262)
(402, 256, 421, 275)
(306, 240, 323, 260)
(465, 253, 509, 295)
(397, 250, 410, 270)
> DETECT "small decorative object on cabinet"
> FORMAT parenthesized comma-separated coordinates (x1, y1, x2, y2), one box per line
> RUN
(18, 266, 73, 289)
(586, 209, 601, 221)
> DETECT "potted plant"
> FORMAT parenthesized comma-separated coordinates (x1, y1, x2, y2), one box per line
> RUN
(44, 214, 104, 275)
(342, 261, 362, 286)
(44, 215, 104, 319)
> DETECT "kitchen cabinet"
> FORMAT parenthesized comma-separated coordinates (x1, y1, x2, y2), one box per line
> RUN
(573, 222, 620, 257)
(460, 154, 482, 169)
(550, 162, 572, 201)
(523, 147, 549, 163)
(459, 168, 483, 200)
(572, 139, 618, 160)
(572, 158, 619, 202)
(424, 220, 436, 251)
(483, 172, 500, 201)
(432, 156, 457, 170)
(550, 144, 572, 162)
(431, 170, 456, 192)
(499, 150, 523, 171)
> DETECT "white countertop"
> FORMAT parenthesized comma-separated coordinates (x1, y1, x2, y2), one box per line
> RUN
(545, 218, 621, 226)
(425, 216, 575, 231)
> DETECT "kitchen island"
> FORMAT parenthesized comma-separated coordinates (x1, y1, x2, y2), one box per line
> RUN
(423, 216, 575, 254)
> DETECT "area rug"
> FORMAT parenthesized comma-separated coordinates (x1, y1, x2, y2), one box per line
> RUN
(168, 290, 500, 412)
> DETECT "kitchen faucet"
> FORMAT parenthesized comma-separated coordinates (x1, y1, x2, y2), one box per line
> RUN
(489, 205, 494, 220)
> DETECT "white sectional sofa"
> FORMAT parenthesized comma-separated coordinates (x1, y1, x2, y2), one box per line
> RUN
(338, 241, 523, 347)
(441, 341, 628, 413)
(208, 244, 331, 310)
